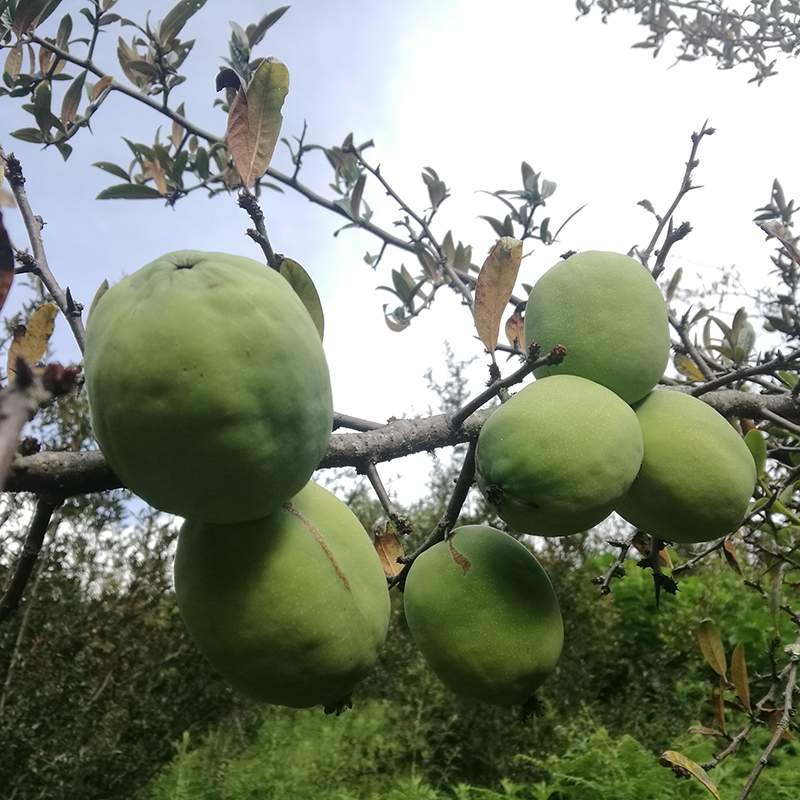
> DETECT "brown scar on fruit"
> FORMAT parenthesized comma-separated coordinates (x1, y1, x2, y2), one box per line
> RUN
(448, 539, 471, 573)
(283, 502, 351, 590)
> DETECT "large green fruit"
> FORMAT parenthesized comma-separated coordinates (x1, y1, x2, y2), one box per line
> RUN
(84, 250, 333, 523)
(174, 481, 391, 712)
(475, 374, 644, 535)
(403, 526, 563, 707)
(615, 390, 757, 543)
(524, 250, 670, 403)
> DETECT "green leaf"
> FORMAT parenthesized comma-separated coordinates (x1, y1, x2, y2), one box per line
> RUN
(226, 57, 289, 187)
(157, 0, 206, 44)
(9, 126, 45, 143)
(86, 278, 108, 327)
(60, 68, 86, 126)
(279, 258, 324, 341)
(246, 6, 289, 48)
(697, 619, 727, 678)
(744, 429, 767, 477)
(11, 0, 53, 36)
(55, 12, 71, 49)
(96, 183, 163, 200)
(666, 267, 682, 302)
(92, 161, 130, 181)
(473, 237, 523, 357)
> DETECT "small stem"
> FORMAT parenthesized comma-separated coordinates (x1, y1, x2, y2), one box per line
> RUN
(238, 190, 278, 269)
(692, 348, 800, 397)
(449, 343, 566, 430)
(670, 310, 717, 381)
(0, 148, 86, 352)
(591, 537, 633, 594)
(0, 495, 62, 625)
(392, 440, 477, 589)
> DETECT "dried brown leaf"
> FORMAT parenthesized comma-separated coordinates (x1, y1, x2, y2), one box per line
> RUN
(226, 58, 289, 187)
(473, 237, 522, 357)
(505, 310, 524, 349)
(91, 75, 113, 101)
(6, 303, 57, 380)
(722, 539, 742, 574)
(711, 681, 727, 736)
(374, 521, 404, 578)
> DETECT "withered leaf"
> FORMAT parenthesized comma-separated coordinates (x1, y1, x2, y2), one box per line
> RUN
(731, 641, 750, 713)
(374, 520, 404, 578)
(659, 751, 720, 800)
(7, 303, 58, 380)
(473, 237, 522, 358)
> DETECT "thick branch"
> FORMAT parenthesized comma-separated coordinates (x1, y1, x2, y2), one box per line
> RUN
(4, 386, 799, 498)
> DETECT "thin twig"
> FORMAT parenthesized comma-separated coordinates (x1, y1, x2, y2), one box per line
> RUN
(591, 537, 634, 594)
(0, 148, 86, 352)
(238, 190, 278, 269)
(670, 310, 717, 381)
(363, 461, 412, 537)
(449, 344, 565, 430)
(639, 121, 715, 272)
(391, 439, 478, 589)
(692, 348, 800, 397)
(0, 495, 62, 625)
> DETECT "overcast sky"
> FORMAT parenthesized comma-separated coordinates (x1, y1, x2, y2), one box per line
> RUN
(3, 0, 799, 502)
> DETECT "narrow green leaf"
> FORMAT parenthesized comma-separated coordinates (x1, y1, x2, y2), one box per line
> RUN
(473, 237, 523, 357)
(666, 267, 682, 302)
(744, 429, 767, 478)
(60, 68, 85, 125)
(92, 161, 130, 181)
(9, 127, 45, 143)
(280, 258, 323, 340)
(55, 12, 71, 49)
(157, 0, 206, 44)
(12, 0, 52, 36)
(247, 6, 289, 48)
(226, 57, 289, 186)
(96, 183, 163, 200)
(697, 619, 727, 678)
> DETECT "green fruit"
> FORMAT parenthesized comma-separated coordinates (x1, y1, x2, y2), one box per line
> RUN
(524, 250, 670, 403)
(475, 374, 644, 535)
(403, 526, 563, 707)
(84, 250, 333, 523)
(615, 390, 757, 543)
(174, 481, 390, 712)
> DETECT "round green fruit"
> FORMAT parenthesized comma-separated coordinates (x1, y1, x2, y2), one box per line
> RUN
(524, 250, 670, 403)
(174, 480, 391, 712)
(615, 390, 757, 543)
(403, 526, 563, 707)
(475, 374, 644, 535)
(84, 250, 333, 523)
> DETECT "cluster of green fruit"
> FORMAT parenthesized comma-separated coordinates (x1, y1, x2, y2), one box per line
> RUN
(402, 251, 759, 712)
(475, 250, 758, 544)
(83, 251, 391, 714)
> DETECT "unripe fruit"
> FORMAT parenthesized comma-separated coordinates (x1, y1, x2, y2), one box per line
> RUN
(524, 250, 670, 404)
(403, 526, 563, 707)
(174, 481, 391, 713)
(84, 250, 333, 523)
(615, 390, 757, 543)
(475, 375, 644, 535)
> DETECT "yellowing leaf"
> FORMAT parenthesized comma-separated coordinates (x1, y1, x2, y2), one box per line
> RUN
(674, 353, 706, 382)
(280, 258, 324, 341)
(711, 681, 727, 735)
(6, 303, 57, 380)
(4, 44, 23, 81)
(91, 75, 113, 101)
(659, 751, 720, 800)
(227, 58, 289, 187)
(473, 237, 522, 357)
(698, 619, 727, 678)
(722, 539, 742, 575)
(374, 520, 404, 578)
(505, 309, 524, 349)
(731, 641, 750, 713)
